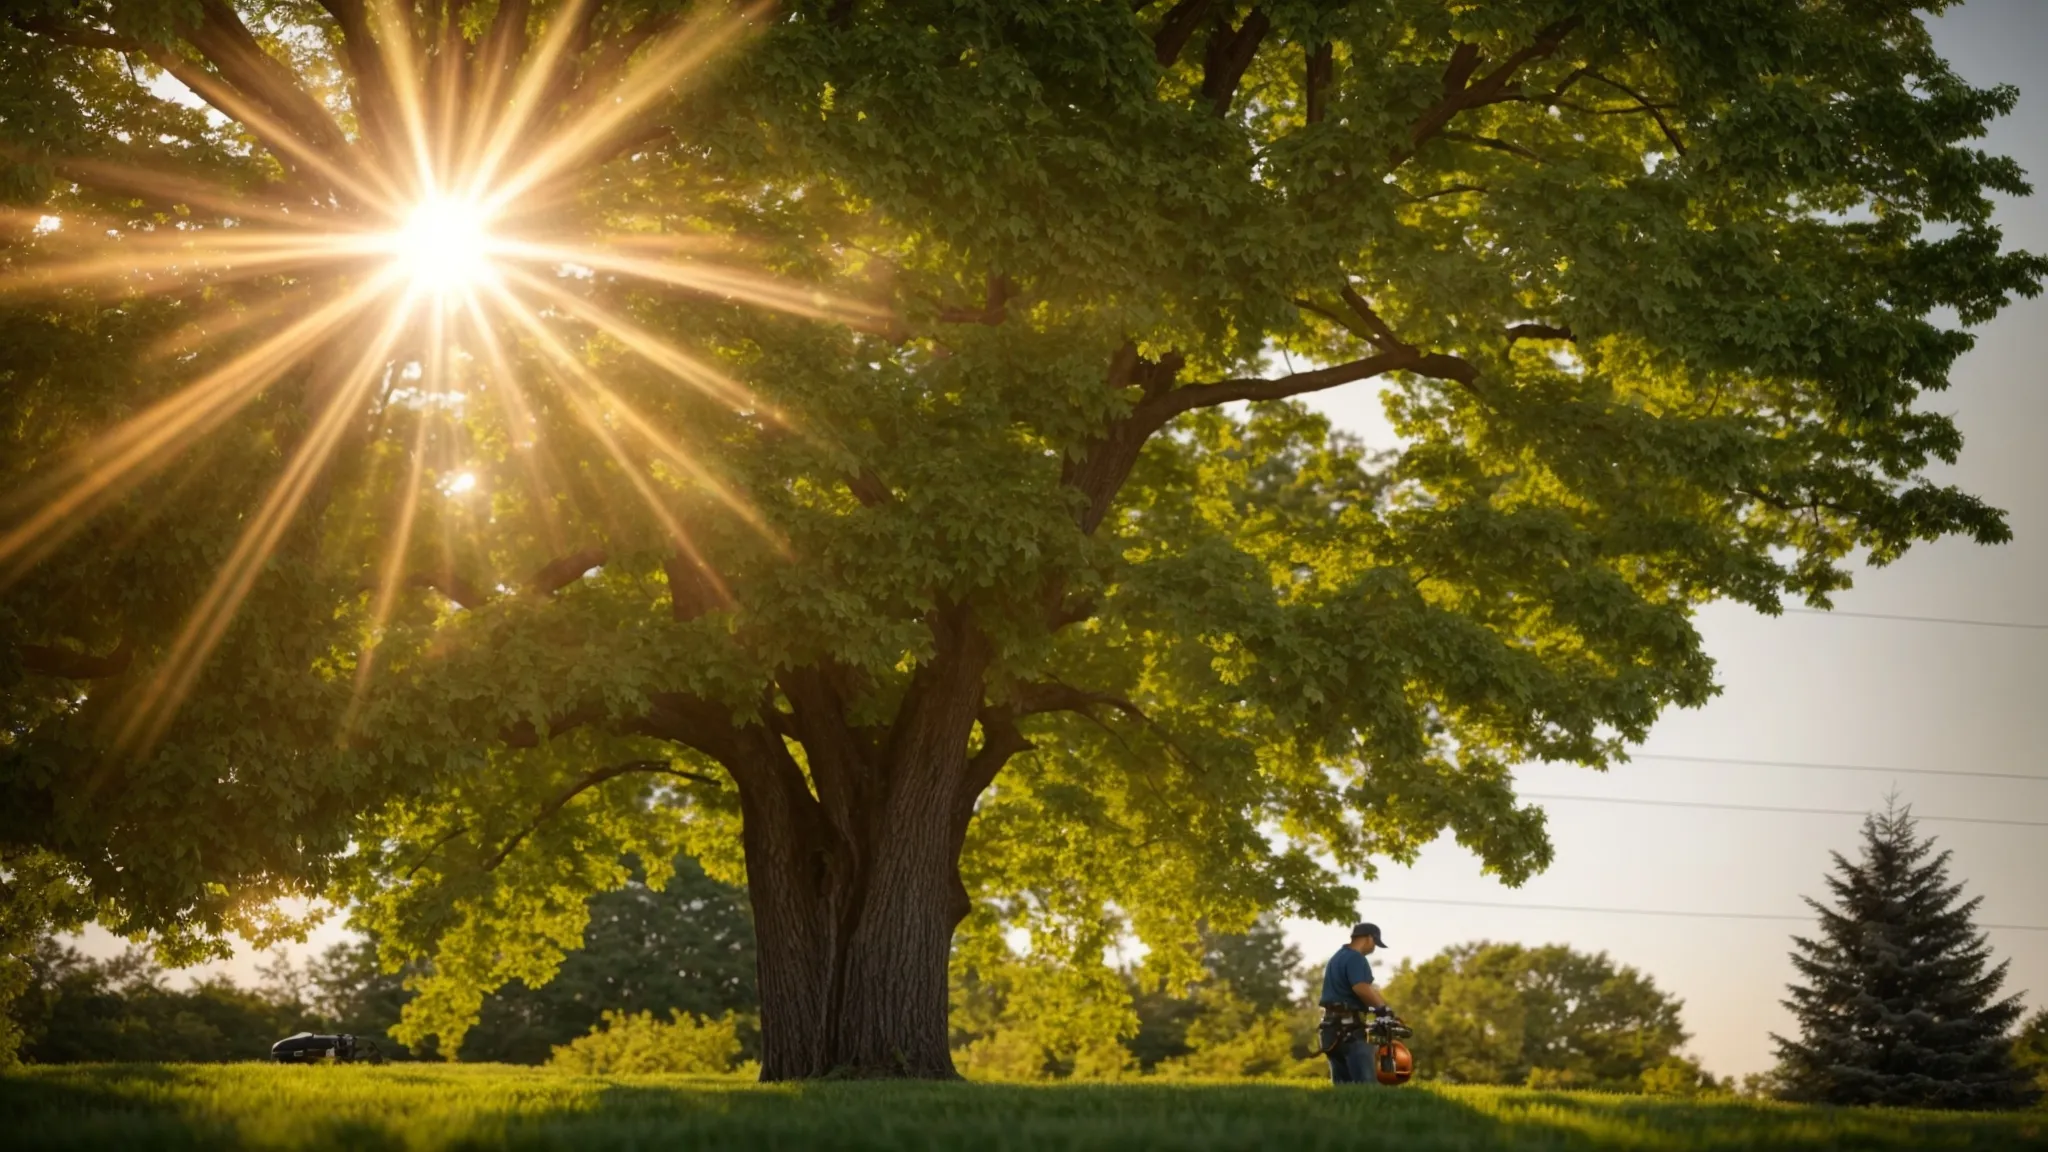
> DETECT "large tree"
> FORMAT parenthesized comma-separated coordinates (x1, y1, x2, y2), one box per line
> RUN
(1772, 803, 2037, 1110)
(0, 0, 2038, 1079)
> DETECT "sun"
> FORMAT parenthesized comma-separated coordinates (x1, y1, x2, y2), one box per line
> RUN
(389, 195, 496, 296)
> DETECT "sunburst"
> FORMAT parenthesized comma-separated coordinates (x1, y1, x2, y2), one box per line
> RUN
(0, 1, 878, 751)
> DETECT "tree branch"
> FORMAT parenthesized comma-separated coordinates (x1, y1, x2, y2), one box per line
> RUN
(16, 638, 133, 680)
(484, 759, 720, 872)
(1507, 323, 1575, 343)
(1151, 0, 1217, 69)
(314, 0, 405, 159)
(1200, 7, 1270, 117)
(530, 547, 606, 596)
(1150, 347, 1477, 420)
(1579, 69, 1687, 156)
(1305, 41, 1333, 125)
(1394, 17, 1582, 167)
(188, 0, 350, 156)
(937, 272, 1013, 325)
(401, 571, 488, 610)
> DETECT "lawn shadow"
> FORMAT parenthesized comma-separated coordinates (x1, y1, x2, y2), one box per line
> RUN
(3, 1066, 2043, 1151)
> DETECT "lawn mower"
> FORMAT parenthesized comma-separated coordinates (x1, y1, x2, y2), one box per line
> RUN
(270, 1032, 385, 1064)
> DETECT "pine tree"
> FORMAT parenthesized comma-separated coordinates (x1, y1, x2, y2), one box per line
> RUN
(1772, 802, 2037, 1110)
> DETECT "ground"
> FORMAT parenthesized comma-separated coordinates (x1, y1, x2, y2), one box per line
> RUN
(1, 1064, 2042, 1150)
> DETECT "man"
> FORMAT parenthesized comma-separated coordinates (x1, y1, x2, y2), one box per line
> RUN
(1318, 921, 1402, 1085)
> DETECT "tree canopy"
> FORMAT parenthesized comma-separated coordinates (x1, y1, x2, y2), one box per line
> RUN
(0, 0, 2038, 1076)
(1384, 940, 1706, 1091)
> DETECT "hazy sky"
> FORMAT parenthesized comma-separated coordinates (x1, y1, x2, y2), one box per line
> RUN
(1291, 0, 2048, 1081)
(77, 0, 2047, 1085)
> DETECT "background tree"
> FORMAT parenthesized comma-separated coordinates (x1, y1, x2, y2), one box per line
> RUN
(1127, 916, 1314, 1077)
(1772, 803, 2038, 1110)
(304, 854, 756, 1062)
(1385, 941, 1702, 1092)
(11, 940, 316, 1063)
(2012, 1009, 2048, 1103)
(0, 0, 2039, 1080)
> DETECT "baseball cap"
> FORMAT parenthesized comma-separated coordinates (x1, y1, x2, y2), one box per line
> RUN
(1351, 922, 1388, 947)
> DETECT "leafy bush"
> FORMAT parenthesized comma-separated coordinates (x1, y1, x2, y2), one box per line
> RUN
(548, 1010, 751, 1076)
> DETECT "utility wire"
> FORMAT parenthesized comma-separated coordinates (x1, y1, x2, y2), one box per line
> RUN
(1625, 752, 2046, 784)
(1785, 606, 2048, 632)
(1522, 792, 2048, 829)
(1359, 894, 2048, 933)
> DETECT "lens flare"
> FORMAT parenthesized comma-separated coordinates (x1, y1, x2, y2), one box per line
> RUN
(390, 196, 495, 296)
(1, 1, 863, 754)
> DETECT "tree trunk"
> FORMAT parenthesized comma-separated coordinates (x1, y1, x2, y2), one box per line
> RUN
(736, 616, 993, 1080)
(743, 750, 974, 1079)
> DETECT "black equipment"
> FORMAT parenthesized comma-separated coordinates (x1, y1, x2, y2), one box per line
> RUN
(270, 1032, 384, 1064)
(1313, 1007, 1415, 1084)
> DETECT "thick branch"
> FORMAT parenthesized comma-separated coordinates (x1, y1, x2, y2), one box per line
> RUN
(188, 0, 350, 156)
(314, 0, 405, 159)
(1305, 41, 1333, 125)
(1507, 323, 1575, 343)
(663, 553, 726, 621)
(403, 571, 488, 610)
(530, 547, 607, 596)
(1200, 7, 1270, 116)
(500, 702, 607, 748)
(1151, 0, 1217, 69)
(16, 638, 133, 680)
(844, 467, 893, 507)
(1395, 17, 1582, 167)
(11, 15, 331, 185)
(1157, 349, 1476, 420)
(937, 272, 1013, 325)
(484, 759, 720, 872)
(956, 707, 1032, 828)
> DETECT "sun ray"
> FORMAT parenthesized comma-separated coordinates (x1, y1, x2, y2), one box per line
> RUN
(498, 265, 766, 413)
(0, 270, 401, 584)
(497, 239, 882, 328)
(483, 277, 779, 548)
(117, 294, 419, 753)
(478, 4, 770, 218)
(457, 0, 602, 203)
(147, 54, 404, 217)
(456, 291, 569, 555)
(341, 403, 434, 742)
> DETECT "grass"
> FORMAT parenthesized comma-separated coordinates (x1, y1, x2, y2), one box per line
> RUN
(1, 1064, 2042, 1151)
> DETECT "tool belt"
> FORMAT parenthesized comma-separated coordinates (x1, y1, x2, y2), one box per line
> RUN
(1313, 1004, 1368, 1056)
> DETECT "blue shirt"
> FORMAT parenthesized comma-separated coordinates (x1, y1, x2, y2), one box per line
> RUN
(1320, 946, 1374, 1009)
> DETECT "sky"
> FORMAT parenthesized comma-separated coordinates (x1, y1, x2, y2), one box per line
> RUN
(1287, 0, 2048, 1081)
(72, 0, 2048, 1085)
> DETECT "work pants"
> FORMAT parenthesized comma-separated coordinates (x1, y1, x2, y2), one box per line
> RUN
(1319, 1023, 1378, 1086)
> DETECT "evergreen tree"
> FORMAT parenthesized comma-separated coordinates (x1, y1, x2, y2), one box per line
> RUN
(1773, 803, 2036, 1110)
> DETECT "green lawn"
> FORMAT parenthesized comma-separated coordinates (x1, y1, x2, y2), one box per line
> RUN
(1, 1064, 2041, 1151)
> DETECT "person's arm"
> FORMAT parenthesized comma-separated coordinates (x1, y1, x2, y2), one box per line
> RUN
(1351, 981, 1388, 1009)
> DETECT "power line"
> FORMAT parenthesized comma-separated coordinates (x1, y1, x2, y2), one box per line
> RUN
(1359, 894, 2048, 933)
(1785, 606, 2048, 632)
(1521, 792, 2048, 829)
(1626, 752, 2047, 784)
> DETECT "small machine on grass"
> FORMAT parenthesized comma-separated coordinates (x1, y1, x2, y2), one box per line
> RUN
(270, 1032, 384, 1064)
(1314, 1010, 1415, 1085)
(1363, 1014, 1414, 1085)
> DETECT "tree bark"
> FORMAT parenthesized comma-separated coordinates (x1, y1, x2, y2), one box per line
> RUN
(672, 612, 998, 1080)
